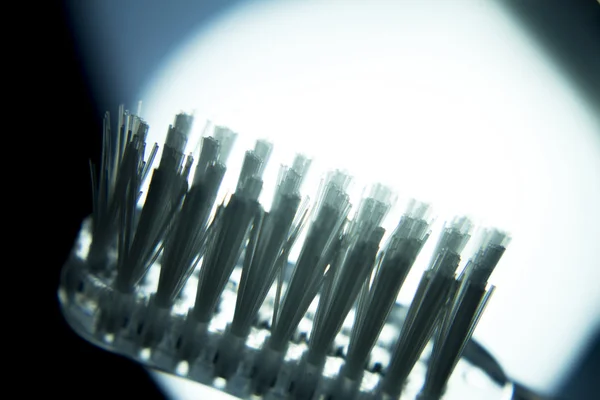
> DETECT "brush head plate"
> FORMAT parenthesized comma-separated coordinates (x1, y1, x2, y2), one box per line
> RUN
(59, 216, 509, 400)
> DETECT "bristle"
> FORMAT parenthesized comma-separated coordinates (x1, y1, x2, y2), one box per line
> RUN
(342, 202, 432, 384)
(193, 139, 272, 325)
(154, 131, 235, 311)
(116, 105, 127, 170)
(307, 187, 395, 365)
(87, 109, 129, 269)
(267, 171, 352, 354)
(253, 139, 274, 176)
(230, 157, 310, 339)
(419, 229, 509, 399)
(156, 163, 226, 307)
(307, 226, 385, 365)
(279, 186, 394, 399)
(213, 126, 238, 163)
(380, 216, 473, 398)
(112, 152, 188, 294)
(141, 142, 159, 185)
(159, 112, 193, 171)
(192, 136, 219, 184)
(63, 107, 513, 400)
(433, 216, 473, 256)
(271, 191, 311, 330)
(88, 107, 157, 271)
(213, 191, 292, 378)
(92, 107, 193, 338)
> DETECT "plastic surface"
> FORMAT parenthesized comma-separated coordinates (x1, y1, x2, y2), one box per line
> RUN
(59, 217, 509, 399)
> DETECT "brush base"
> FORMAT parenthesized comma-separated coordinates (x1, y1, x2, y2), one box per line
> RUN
(59, 218, 510, 399)
(254, 341, 286, 394)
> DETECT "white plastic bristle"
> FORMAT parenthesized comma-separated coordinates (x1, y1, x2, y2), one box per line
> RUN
(237, 152, 262, 190)
(430, 217, 474, 272)
(346, 184, 394, 242)
(134, 117, 149, 142)
(116, 105, 126, 168)
(193, 141, 272, 328)
(141, 142, 159, 184)
(213, 126, 238, 164)
(380, 213, 472, 398)
(98, 111, 111, 211)
(268, 171, 352, 356)
(270, 155, 311, 216)
(460, 228, 510, 285)
(63, 106, 514, 400)
(442, 216, 473, 254)
(303, 187, 390, 392)
(155, 162, 227, 308)
(421, 228, 510, 399)
(236, 140, 272, 199)
(104, 110, 193, 304)
(405, 198, 433, 221)
(291, 153, 312, 181)
(192, 136, 220, 186)
(113, 162, 187, 293)
(159, 112, 194, 172)
(310, 169, 352, 223)
(173, 113, 194, 146)
(180, 153, 194, 180)
(342, 204, 432, 384)
(254, 139, 274, 176)
(231, 156, 309, 339)
(164, 123, 189, 154)
(88, 109, 126, 268)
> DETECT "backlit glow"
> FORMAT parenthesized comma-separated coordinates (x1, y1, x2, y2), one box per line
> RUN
(140, 0, 600, 395)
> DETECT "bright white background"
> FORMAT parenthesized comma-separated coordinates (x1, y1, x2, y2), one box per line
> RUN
(140, 0, 600, 396)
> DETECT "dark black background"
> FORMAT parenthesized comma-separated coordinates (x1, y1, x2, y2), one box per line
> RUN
(31, 0, 598, 398)
(33, 2, 164, 399)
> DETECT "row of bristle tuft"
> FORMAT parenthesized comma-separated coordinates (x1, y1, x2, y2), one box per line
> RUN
(79, 106, 510, 400)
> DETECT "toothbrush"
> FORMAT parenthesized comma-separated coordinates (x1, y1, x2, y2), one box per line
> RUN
(59, 105, 511, 400)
